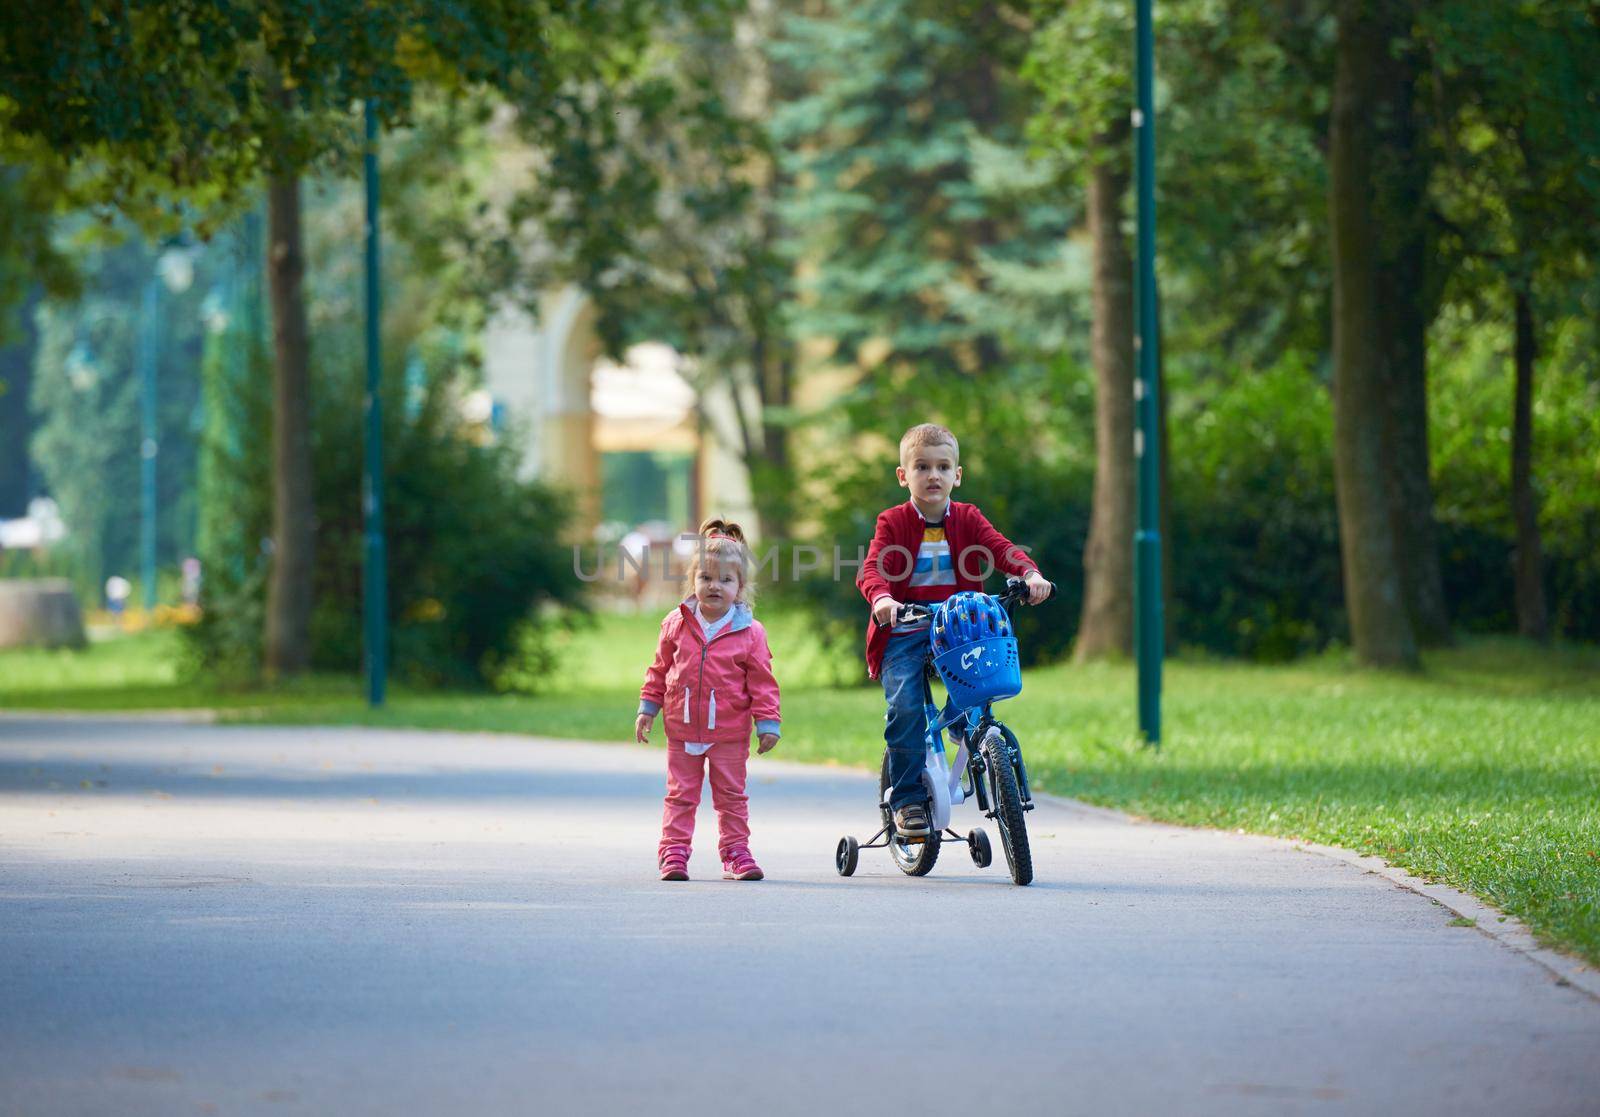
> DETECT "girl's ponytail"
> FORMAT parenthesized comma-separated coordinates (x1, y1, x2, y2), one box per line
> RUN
(698, 517, 747, 545)
(685, 517, 755, 604)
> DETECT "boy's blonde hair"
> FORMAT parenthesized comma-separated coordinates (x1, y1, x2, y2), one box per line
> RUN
(683, 517, 756, 604)
(899, 423, 960, 466)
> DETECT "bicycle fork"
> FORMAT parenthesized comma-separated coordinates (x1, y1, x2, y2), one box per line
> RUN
(965, 716, 1036, 817)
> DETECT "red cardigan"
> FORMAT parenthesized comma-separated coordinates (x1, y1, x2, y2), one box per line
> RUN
(854, 499, 1039, 680)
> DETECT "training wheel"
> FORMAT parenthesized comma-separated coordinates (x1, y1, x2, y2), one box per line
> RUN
(836, 835, 860, 877)
(968, 827, 993, 868)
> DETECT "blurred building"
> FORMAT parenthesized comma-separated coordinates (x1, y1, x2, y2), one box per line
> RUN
(481, 286, 759, 543)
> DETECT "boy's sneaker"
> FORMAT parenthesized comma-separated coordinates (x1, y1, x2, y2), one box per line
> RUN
(659, 847, 690, 881)
(721, 847, 764, 881)
(893, 802, 931, 838)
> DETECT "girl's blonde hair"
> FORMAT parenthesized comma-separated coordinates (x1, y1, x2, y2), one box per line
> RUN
(683, 517, 756, 605)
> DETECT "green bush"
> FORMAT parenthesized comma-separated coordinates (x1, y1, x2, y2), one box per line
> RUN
(1168, 355, 1345, 660)
(1431, 310, 1600, 640)
(184, 230, 273, 683)
(188, 338, 585, 689)
(307, 350, 585, 688)
(184, 206, 586, 689)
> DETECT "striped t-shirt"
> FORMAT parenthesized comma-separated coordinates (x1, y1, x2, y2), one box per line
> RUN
(891, 503, 956, 636)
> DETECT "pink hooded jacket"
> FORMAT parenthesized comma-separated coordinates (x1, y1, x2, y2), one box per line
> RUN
(638, 599, 782, 745)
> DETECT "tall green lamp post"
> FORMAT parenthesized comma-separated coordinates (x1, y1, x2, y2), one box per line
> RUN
(137, 274, 161, 613)
(363, 100, 389, 708)
(1133, 0, 1164, 745)
(137, 244, 195, 613)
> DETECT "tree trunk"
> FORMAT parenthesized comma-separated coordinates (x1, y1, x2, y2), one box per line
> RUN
(1328, 0, 1418, 668)
(1369, 15, 1449, 647)
(753, 341, 793, 543)
(1511, 288, 1549, 641)
(1385, 309, 1451, 645)
(734, 0, 793, 546)
(264, 170, 314, 677)
(737, 336, 794, 545)
(1075, 134, 1136, 662)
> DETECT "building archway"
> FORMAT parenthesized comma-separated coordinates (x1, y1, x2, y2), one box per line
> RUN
(481, 286, 756, 541)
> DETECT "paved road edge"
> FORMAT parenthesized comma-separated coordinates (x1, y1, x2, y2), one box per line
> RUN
(1039, 791, 1600, 1003)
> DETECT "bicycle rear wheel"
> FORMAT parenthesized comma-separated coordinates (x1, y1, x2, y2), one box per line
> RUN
(980, 727, 1032, 885)
(880, 751, 940, 876)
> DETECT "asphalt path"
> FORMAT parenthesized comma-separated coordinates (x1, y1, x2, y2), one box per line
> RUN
(2, 717, 1597, 1116)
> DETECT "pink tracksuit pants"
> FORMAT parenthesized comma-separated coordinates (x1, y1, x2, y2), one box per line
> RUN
(659, 739, 751, 859)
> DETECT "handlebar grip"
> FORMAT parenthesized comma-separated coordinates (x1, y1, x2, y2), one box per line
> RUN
(1004, 576, 1057, 603)
(894, 603, 932, 625)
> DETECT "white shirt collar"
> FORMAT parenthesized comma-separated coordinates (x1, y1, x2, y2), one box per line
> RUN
(694, 602, 737, 634)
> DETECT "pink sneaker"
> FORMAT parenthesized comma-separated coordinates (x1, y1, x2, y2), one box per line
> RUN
(659, 847, 690, 881)
(721, 847, 764, 881)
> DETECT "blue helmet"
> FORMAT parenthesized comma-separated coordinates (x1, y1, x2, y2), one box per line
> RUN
(931, 590, 1022, 707)
(930, 591, 1013, 657)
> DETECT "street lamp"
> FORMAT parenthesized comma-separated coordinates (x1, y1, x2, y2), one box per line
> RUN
(363, 100, 388, 707)
(1133, 0, 1164, 745)
(138, 241, 197, 613)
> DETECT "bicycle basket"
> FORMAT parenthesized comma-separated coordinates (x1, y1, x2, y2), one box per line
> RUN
(933, 635, 1021, 707)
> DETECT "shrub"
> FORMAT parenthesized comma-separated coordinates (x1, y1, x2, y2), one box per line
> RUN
(186, 293, 585, 689)
(307, 353, 585, 688)
(1168, 355, 1345, 660)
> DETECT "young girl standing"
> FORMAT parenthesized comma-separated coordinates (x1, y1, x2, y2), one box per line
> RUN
(635, 519, 781, 881)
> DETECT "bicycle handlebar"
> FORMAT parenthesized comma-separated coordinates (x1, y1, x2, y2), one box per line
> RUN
(892, 577, 1057, 627)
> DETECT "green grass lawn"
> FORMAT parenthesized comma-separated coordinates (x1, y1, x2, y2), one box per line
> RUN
(3, 617, 1597, 966)
(0, 629, 361, 711)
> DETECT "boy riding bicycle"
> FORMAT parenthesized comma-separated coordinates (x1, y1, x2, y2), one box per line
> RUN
(856, 424, 1050, 839)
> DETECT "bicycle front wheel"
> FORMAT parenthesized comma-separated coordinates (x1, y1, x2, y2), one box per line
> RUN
(980, 727, 1032, 885)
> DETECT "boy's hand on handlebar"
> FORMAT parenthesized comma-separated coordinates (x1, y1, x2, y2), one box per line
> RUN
(872, 595, 898, 626)
(634, 713, 654, 744)
(1024, 569, 1052, 605)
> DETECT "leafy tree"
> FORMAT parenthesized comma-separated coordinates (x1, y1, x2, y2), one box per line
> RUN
(1325, 0, 1423, 666)
(0, 157, 81, 518)
(493, 0, 803, 540)
(1023, 1, 1330, 657)
(774, 0, 1069, 380)
(1431, 307, 1600, 640)
(187, 144, 587, 687)
(188, 212, 273, 680)
(1022, 0, 1137, 659)
(0, 0, 633, 676)
(28, 236, 211, 598)
(765, 0, 1092, 670)
(1423, 0, 1600, 641)
(0, 157, 78, 337)
(770, 0, 1081, 448)
(1030, 0, 1470, 666)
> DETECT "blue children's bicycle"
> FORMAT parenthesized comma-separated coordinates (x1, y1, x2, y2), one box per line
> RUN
(835, 577, 1056, 886)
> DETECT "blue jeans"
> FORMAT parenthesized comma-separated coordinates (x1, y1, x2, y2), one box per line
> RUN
(881, 632, 959, 810)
